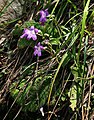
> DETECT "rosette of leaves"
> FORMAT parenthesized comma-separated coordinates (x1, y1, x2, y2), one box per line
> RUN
(10, 72, 53, 112)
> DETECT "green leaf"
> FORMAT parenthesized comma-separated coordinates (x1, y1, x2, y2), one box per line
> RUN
(61, 96, 66, 101)
(71, 66, 79, 78)
(12, 26, 22, 36)
(68, 85, 77, 111)
(17, 38, 34, 49)
(81, 0, 90, 38)
(50, 38, 61, 45)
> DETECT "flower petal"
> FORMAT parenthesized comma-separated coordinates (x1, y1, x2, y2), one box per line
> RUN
(34, 28, 39, 33)
(37, 42, 40, 46)
(40, 17, 46, 23)
(30, 26, 34, 30)
(20, 34, 26, 38)
(45, 9, 49, 16)
(40, 10, 44, 16)
(38, 51, 41, 56)
(27, 34, 32, 40)
(34, 49, 38, 56)
(31, 34, 37, 40)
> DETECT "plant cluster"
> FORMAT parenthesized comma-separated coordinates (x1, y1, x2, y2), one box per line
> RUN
(0, 0, 94, 120)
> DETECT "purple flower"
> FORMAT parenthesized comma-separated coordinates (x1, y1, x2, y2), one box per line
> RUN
(20, 26, 40, 40)
(34, 42, 44, 57)
(39, 9, 49, 25)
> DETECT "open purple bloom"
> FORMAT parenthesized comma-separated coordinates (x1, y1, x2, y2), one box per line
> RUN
(34, 42, 44, 57)
(20, 26, 40, 40)
(39, 9, 49, 25)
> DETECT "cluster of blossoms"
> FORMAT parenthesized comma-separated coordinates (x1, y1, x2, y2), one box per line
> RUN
(20, 9, 49, 57)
